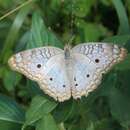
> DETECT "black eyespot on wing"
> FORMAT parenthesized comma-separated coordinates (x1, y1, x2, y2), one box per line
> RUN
(95, 59, 100, 63)
(37, 64, 41, 68)
(50, 77, 53, 81)
(63, 85, 66, 88)
(75, 83, 78, 86)
(86, 74, 90, 78)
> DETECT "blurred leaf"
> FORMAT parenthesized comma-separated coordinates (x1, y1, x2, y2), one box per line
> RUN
(26, 80, 43, 96)
(112, 0, 130, 34)
(115, 54, 130, 71)
(23, 95, 57, 129)
(109, 87, 130, 128)
(63, 0, 96, 17)
(101, 0, 111, 6)
(53, 100, 79, 123)
(36, 114, 59, 130)
(3, 69, 22, 91)
(75, 19, 108, 42)
(103, 35, 130, 45)
(0, 0, 15, 8)
(0, 94, 25, 124)
(116, 70, 130, 98)
(27, 12, 63, 49)
(15, 31, 30, 52)
(94, 119, 120, 130)
(0, 120, 22, 130)
(1, 2, 32, 63)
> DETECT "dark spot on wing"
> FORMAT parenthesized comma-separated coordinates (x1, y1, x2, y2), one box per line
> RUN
(37, 64, 41, 68)
(50, 77, 53, 81)
(63, 85, 66, 87)
(75, 83, 78, 86)
(86, 74, 90, 78)
(95, 59, 100, 63)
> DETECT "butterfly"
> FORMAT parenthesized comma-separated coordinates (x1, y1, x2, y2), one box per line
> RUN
(8, 43, 127, 102)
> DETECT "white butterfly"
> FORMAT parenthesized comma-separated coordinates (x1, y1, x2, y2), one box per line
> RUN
(8, 43, 127, 102)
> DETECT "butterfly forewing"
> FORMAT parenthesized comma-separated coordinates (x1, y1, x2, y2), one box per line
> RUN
(8, 47, 63, 81)
(8, 47, 71, 101)
(72, 43, 127, 72)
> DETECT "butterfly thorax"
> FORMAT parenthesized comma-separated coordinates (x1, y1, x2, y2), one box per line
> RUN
(64, 45, 72, 59)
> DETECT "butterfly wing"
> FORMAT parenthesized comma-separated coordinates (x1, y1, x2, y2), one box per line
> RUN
(71, 43, 127, 99)
(72, 53, 102, 99)
(72, 43, 127, 72)
(8, 47, 71, 102)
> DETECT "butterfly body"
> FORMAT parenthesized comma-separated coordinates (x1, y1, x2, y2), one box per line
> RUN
(8, 43, 127, 102)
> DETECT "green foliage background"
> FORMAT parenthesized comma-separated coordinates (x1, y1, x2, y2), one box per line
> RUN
(0, 0, 130, 130)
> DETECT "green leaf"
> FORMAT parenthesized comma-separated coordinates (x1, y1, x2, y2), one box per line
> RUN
(109, 87, 130, 128)
(63, 0, 96, 17)
(26, 80, 43, 96)
(3, 69, 22, 91)
(75, 20, 109, 42)
(36, 114, 59, 130)
(112, 0, 130, 34)
(115, 54, 130, 71)
(0, 120, 22, 130)
(23, 95, 57, 129)
(15, 31, 30, 52)
(94, 119, 118, 130)
(1, 2, 32, 63)
(27, 12, 63, 49)
(53, 100, 79, 123)
(0, 94, 25, 124)
(103, 35, 130, 45)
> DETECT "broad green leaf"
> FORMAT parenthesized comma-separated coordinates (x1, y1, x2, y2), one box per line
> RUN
(23, 95, 57, 128)
(0, 94, 25, 124)
(27, 12, 63, 49)
(112, 0, 130, 34)
(36, 114, 59, 130)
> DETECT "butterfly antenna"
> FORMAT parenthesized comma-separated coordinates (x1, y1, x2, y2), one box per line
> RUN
(67, 35, 75, 46)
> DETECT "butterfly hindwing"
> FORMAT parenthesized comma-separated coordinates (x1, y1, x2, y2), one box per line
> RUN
(37, 54, 71, 101)
(72, 53, 102, 99)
